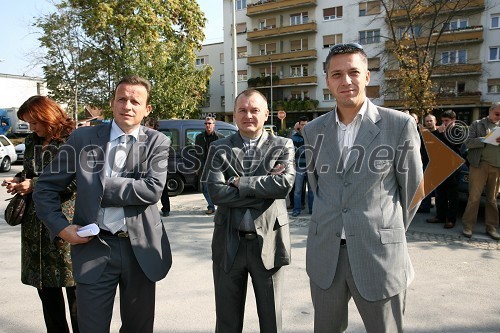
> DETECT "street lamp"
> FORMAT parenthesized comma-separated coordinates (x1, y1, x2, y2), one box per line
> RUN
(270, 58, 273, 127)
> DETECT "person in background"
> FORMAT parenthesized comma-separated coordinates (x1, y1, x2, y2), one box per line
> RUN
(417, 113, 438, 213)
(292, 115, 313, 217)
(145, 117, 170, 217)
(461, 103, 500, 240)
(33, 75, 172, 333)
(195, 116, 223, 214)
(2, 95, 78, 333)
(426, 110, 463, 228)
(205, 89, 295, 332)
(303, 43, 423, 333)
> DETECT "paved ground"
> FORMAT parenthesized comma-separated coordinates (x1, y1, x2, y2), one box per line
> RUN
(0, 164, 499, 332)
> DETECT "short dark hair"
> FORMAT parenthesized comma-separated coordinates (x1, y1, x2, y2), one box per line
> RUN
(441, 109, 456, 119)
(298, 116, 309, 122)
(114, 75, 152, 104)
(325, 43, 367, 74)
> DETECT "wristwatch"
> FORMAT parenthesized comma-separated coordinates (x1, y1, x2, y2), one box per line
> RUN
(228, 176, 240, 188)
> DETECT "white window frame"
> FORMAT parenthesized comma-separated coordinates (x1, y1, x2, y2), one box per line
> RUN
(195, 57, 206, 66)
(441, 50, 467, 65)
(491, 14, 500, 29)
(323, 7, 343, 21)
(445, 19, 468, 31)
(290, 64, 309, 77)
(290, 12, 308, 26)
(323, 89, 333, 101)
(237, 70, 248, 81)
(489, 46, 500, 61)
(236, 0, 246, 11)
(220, 75, 224, 85)
(359, 29, 380, 44)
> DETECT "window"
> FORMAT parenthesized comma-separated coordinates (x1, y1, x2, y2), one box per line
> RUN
(489, 47, 500, 61)
(359, 29, 380, 44)
(259, 66, 276, 76)
(491, 14, 500, 29)
(323, 89, 333, 101)
(160, 129, 180, 152)
(444, 19, 468, 31)
(220, 75, 224, 85)
(237, 46, 247, 58)
(221, 96, 226, 107)
(220, 53, 224, 64)
(368, 57, 380, 71)
(236, 0, 246, 11)
(195, 57, 206, 66)
(323, 7, 343, 21)
(259, 43, 277, 55)
(291, 91, 302, 100)
(366, 86, 380, 98)
(290, 12, 308, 25)
(259, 18, 276, 30)
(290, 64, 308, 77)
(359, 1, 380, 16)
(236, 23, 247, 34)
(290, 38, 308, 51)
(238, 70, 248, 81)
(487, 79, 500, 93)
(323, 34, 342, 48)
(441, 50, 467, 64)
(397, 25, 422, 39)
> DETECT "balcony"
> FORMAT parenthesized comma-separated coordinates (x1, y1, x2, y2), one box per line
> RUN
(383, 92, 481, 108)
(247, 75, 317, 88)
(389, 0, 484, 19)
(246, 0, 317, 16)
(247, 49, 317, 65)
(385, 63, 482, 79)
(247, 22, 317, 40)
(385, 26, 483, 49)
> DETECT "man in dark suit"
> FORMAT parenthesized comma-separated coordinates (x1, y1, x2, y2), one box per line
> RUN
(205, 89, 295, 333)
(33, 75, 172, 333)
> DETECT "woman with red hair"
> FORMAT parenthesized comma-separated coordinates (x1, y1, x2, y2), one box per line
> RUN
(2, 95, 78, 332)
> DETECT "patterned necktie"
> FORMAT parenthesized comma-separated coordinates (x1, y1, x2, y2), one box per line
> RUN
(102, 135, 133, 234)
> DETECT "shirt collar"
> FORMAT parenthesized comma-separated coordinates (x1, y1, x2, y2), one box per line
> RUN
(335, 99, 367, 126)
(110, 121, 140, 142)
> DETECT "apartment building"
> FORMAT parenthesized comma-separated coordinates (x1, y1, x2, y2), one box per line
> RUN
(0, 73, 46, 109)
(207, 0, 500, 128)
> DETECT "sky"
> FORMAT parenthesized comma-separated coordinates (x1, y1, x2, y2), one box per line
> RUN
(0, 0, 224, 77)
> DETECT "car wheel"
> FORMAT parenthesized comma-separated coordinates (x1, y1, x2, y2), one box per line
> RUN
(0, 157, 11, 172)
(166, 174, 185, 197)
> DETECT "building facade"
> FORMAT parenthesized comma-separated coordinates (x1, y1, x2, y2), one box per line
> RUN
(0, 73, 46, 109)
(198, 0, 500, 129)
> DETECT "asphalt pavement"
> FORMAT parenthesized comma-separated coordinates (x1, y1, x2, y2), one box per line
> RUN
(0, 164, 498, 332)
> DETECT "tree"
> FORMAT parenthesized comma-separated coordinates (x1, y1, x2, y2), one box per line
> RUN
(381, 0, 485, 116)
(36, 0, 211, 119)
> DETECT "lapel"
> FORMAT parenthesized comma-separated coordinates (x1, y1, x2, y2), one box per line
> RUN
(123, 126, 146, 174)
(230, 134, 245, 175)
(344, 100, 381, 173)
(250, 130, 271, 176)
(91, 124, 112, 187)
(315, 111, 341, 171)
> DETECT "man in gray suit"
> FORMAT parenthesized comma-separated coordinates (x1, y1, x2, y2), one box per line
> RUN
(33, 75, 172, 333)
(303, 44, 424, 332)
(205, 89, 295, 333)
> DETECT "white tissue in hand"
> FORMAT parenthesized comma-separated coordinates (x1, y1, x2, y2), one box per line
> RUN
(76, 223, 100, 237)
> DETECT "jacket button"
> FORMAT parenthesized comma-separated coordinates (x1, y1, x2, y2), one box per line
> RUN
(342, 208, 348, 213)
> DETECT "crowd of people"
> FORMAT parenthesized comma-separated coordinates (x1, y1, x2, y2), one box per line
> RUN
(2, 42, 498, 333)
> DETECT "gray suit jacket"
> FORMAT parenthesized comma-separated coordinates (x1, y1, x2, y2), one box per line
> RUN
(33, 124, 172, 284)
(205, 131, 295, 272)
(303, 100, 423, 301)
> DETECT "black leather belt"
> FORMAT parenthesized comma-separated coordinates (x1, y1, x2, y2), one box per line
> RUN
(340, 239, 346, 245)
(238, 231, 257, 240)
(99, 229, 129, 238)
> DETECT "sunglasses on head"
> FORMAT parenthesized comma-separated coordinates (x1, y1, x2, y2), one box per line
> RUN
(329, 43, 365, 56)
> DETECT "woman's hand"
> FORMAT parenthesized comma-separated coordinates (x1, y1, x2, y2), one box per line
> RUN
(4, 179, 33, 196)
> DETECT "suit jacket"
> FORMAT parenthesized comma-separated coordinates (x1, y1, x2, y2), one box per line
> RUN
(302, 100, 423, 301)
(205, 131, 295, 272)
(33, 124, 172, 284)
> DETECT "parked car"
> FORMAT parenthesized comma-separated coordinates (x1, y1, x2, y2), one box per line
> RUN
(264, 124, 277, 135)
(0, 135, 17, 172)
(15, 143, 25, 164)
(157, 119, 238, 196)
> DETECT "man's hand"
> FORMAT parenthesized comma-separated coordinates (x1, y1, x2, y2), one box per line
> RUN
(271, 163, 286, 175)
(58, 225, 94, 245)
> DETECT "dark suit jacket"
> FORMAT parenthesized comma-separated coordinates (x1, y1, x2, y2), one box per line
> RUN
(33, 124, 172, 284)
(205, 131, 295, 272)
